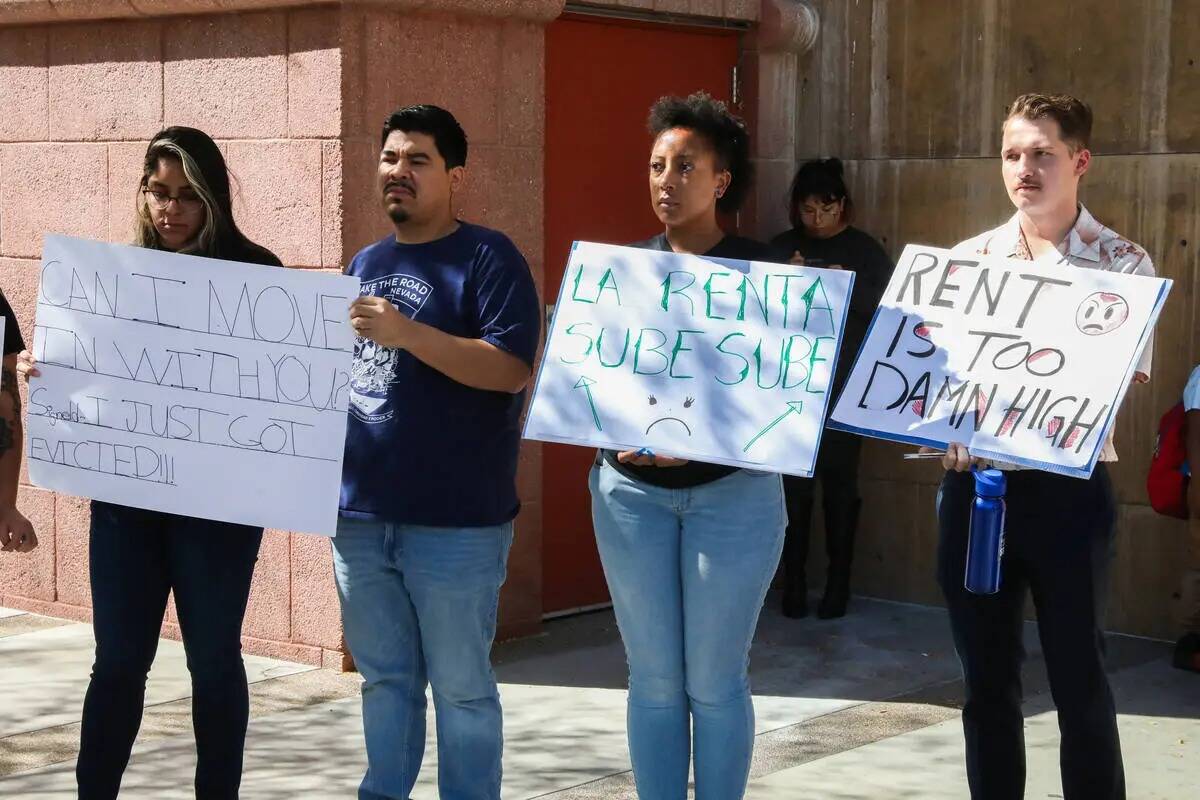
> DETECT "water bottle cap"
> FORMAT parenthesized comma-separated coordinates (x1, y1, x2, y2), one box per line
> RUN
(973, 468, 1006, 497)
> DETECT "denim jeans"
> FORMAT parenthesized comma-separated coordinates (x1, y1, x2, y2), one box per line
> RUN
(589, 461, 786, 800)
(332, 516, 513, 800)
(76, 501, 263, 800)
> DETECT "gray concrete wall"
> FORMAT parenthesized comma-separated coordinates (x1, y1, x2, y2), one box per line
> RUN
(755, 0, 1198, 639)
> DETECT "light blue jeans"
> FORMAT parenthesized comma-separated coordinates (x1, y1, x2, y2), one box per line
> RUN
(589, 461, 787, 800)
(331, 516, 513, 800)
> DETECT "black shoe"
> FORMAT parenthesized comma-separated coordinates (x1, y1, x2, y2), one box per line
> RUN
(782, 581, 808, 619)
(817, 497, 859, 620)
(816, 585, 849, 619)
(1174, 633, 1200, 673)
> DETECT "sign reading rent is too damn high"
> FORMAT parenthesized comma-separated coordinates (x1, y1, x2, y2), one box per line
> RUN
(830, 244, 1171, 477)
(524, 242, 854, 476)
(26, 235, 360, 536)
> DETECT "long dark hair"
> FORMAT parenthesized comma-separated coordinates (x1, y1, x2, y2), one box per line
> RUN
(135, 126, 270, 262)
(787, 158, 853, 229)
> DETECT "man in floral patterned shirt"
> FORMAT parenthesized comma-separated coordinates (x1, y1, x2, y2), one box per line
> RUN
(934, 94, 1154, 800)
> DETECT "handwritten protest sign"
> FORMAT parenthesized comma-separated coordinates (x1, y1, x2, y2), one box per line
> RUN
(829, 244, 1171, 477)
(524, 241, 854, 476)
(26, 235, 360, 536)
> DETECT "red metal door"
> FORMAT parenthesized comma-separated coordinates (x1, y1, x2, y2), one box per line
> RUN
(542, 14, 742, 614)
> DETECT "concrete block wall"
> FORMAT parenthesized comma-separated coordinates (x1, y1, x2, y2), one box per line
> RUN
(2, 0, 787, 666)
(757, 0, 1200, 640)
(0, 0, 568, 663)
(0, 6, 368, 667)
(335, 4, 550, 639)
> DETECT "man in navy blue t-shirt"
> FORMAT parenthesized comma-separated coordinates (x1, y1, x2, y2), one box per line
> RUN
(333, 105, 540, 800)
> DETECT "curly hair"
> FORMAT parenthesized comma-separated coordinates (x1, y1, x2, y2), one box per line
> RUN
(648, 92, 753, 214)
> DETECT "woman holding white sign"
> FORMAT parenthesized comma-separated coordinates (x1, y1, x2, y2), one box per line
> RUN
(588, 92, 786, 800)
(18, 126, 282, 800)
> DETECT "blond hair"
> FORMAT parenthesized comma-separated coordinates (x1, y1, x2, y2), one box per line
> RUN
(135, 138, 225, 255)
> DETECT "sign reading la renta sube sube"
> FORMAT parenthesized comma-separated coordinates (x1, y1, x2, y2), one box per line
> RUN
(829, 244, 1171, 478)
(26, 235, 361, 536)
(524, 241, 854, 477)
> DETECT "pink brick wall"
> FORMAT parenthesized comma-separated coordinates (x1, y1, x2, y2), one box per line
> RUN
(1, 0, 765, 662)
(0, 8, 349, 666)
(339, 6, 549, 639)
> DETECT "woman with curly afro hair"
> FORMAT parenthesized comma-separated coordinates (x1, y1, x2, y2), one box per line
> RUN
(588, 91, 787, 800)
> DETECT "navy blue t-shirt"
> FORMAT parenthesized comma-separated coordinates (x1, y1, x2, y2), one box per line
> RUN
(339, 222, 541, 527)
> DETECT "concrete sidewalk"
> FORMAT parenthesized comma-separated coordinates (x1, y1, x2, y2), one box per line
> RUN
(1, 595, 1195, 798)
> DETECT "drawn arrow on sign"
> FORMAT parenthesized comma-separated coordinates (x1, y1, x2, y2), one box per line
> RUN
(574, 376, 603, 431)
(742, 401, 805, 453)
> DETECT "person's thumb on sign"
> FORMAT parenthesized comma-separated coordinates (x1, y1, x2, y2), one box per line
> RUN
(16, 350, 40, 380)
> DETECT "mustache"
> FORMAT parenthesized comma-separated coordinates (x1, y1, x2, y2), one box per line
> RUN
(384, 179, 415, 195)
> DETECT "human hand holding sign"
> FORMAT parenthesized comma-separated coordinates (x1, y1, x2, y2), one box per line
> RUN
(918, 443, 990, 473)
(15, 350, 39, 380)
(616, 449, 688, 468)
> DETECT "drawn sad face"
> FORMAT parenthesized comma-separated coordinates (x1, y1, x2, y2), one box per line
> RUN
(1076, 292, 1129, 336)
(645, 394, 695, 437)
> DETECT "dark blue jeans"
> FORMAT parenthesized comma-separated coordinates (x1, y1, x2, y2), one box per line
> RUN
(937, 466, 1124, 800)
(76, 501, 263, 800)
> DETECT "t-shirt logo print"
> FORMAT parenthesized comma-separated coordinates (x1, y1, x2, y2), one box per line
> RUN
(349, 273, 435, 423)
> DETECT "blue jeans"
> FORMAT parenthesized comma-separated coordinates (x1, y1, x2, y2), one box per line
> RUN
(331, 517, 513, 800)
(77, 501, 263, 800)
(589, 461, 786, 800)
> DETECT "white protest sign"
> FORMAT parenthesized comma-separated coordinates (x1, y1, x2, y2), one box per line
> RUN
(26, 235, 360, 536)
(829, 244, 1171, 477)
(523, 241, 854, 476)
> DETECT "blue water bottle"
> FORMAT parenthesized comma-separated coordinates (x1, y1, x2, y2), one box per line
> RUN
(965, 468, 1006, 595)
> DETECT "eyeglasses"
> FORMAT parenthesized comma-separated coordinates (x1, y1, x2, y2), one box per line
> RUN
(143, 188, 203, 212)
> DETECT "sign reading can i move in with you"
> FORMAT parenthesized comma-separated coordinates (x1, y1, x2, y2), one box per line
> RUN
(27, 235, 361, 536)
(524, 241, 854, 477)
(829, 244, 1171, 478)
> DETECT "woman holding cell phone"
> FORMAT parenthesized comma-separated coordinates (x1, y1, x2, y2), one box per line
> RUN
(18, 126, 281, 800)
(588, 92, 786, 800)
(769, 158, 893, 619)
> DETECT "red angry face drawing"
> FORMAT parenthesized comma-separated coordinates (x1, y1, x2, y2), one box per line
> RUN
(1076, 292, 1129, 336)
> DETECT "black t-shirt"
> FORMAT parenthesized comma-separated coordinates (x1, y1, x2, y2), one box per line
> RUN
(769, 226, 893, 399)
(223, 240, 285, 269)
(0, 291, 26, 356)
(602, 233, 783, 489)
